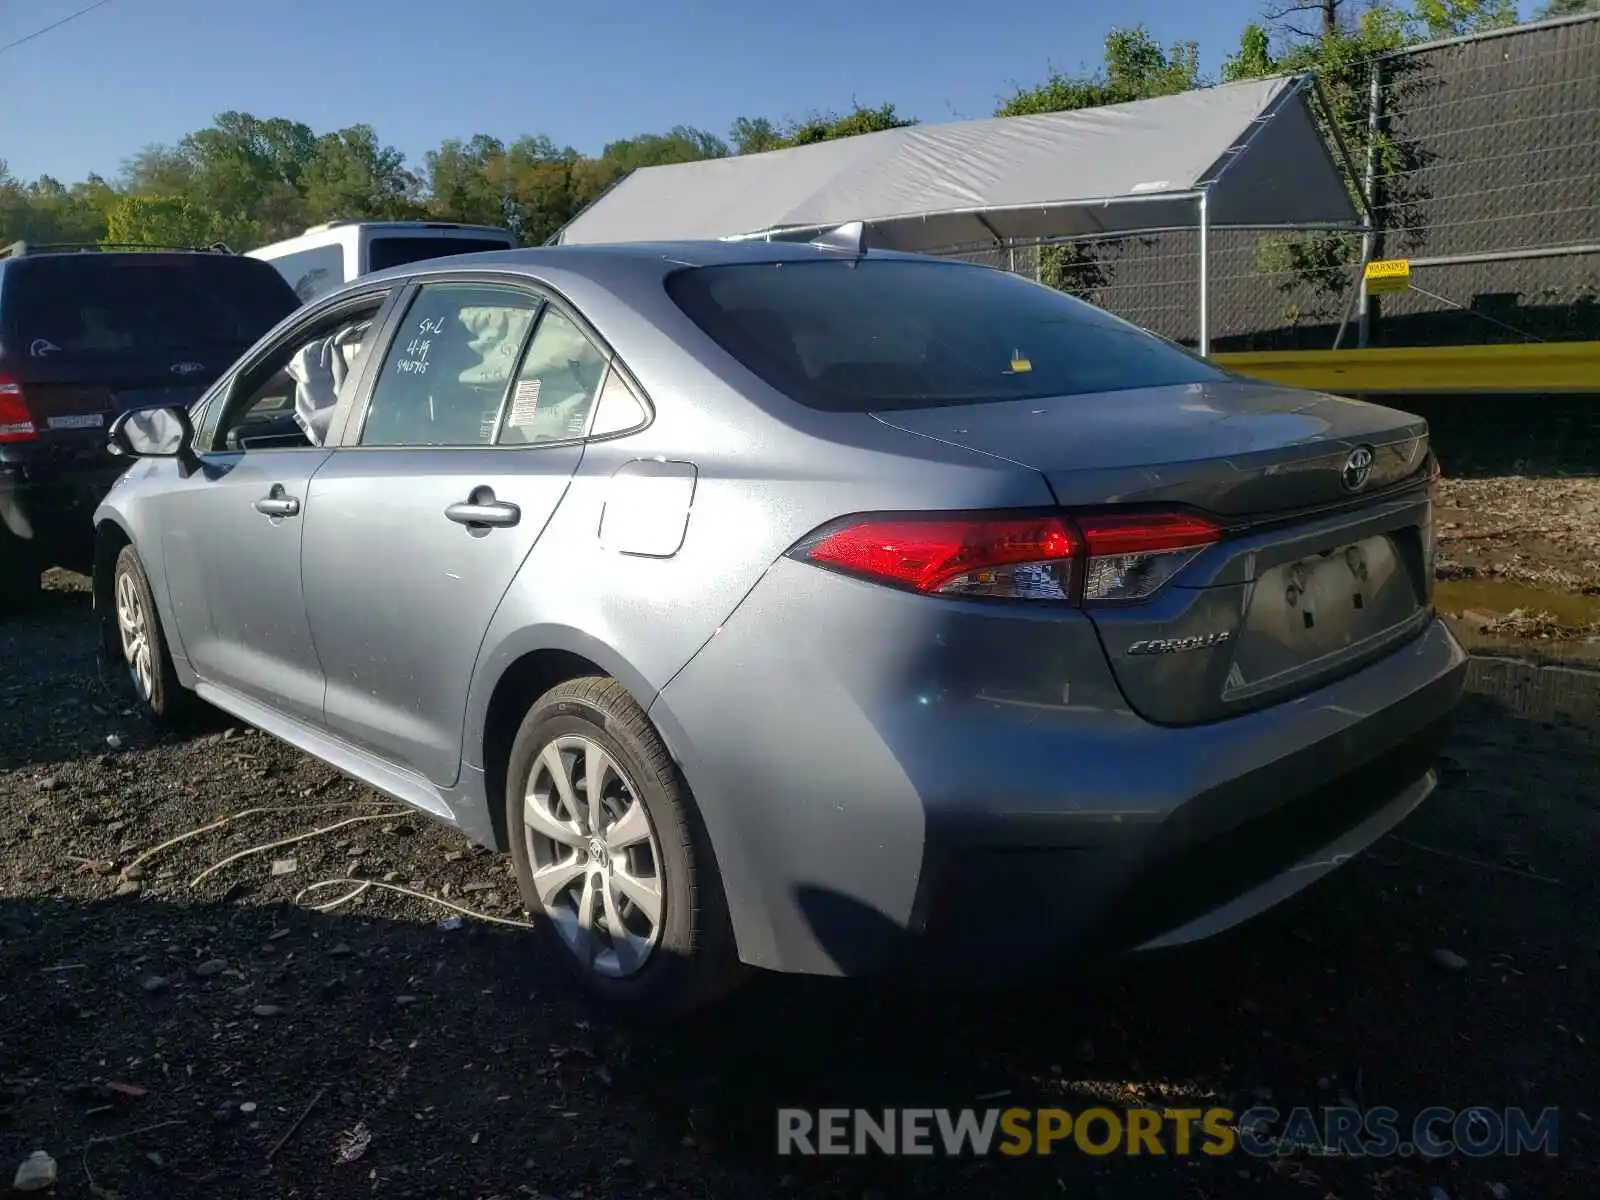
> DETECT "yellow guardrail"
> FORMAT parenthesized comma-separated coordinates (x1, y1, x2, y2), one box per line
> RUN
(1211, 341, 1600, 394)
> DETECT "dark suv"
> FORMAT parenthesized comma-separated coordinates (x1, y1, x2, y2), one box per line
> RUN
(0, 243, 300, 606)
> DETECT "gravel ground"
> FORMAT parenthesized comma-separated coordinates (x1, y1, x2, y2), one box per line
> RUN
(2, 578, 1597, 1200)
(1434, 475, 1600, 607)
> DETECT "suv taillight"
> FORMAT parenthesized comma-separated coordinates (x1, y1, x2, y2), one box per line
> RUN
(0, 376, 37, 444)
(797, 511, 1220, 605)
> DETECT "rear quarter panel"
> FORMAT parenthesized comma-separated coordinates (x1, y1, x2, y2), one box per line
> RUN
(457, 259, 1057, 770)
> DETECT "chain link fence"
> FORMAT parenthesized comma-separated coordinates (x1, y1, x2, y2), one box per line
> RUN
(934, 12, 1600, 352)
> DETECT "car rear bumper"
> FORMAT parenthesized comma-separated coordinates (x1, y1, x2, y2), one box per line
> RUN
(651, 557, 1468, 979)
(913, 694, 1454, 975)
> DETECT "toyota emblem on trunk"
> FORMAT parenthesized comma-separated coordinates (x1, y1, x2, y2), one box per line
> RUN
(1341, 445, 1375, 493)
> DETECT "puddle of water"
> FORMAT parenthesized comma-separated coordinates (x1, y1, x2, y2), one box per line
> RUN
(1435, 578, 1600, 626)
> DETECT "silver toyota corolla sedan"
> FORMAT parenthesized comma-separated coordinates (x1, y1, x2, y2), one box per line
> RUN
(92, 237, 1466, 1018)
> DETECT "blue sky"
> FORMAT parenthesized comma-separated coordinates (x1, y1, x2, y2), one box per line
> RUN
(1, 0, 1537, 184)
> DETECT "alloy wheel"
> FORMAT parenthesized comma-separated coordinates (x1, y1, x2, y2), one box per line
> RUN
(114, 569, 154, 701)
(522, 735, 665, 978)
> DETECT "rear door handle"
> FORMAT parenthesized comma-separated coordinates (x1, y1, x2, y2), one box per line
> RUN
(253, 485, 300, 518)
(445, 494, 520, 528)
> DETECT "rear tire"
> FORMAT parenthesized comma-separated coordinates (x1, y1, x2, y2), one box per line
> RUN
(505, 677, 744, 1021)
(107, 544, 191, 724)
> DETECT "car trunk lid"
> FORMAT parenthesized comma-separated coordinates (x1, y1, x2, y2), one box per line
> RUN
(871, 379, 1429, 514)
(873, 380, 1437, 724)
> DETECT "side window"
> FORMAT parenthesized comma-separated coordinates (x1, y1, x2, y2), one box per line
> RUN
(359, 284, 538, 448)
(270, 245, 344, 304)
(498, 308, 608, 445)
(209, 301, 385, 451)
(588, 367, 650, 438)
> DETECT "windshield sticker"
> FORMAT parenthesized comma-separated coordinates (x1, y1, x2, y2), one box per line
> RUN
(29, 338, 61, 357)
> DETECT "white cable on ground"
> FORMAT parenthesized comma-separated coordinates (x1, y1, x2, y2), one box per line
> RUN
(189, 813, 400, 887)
(122, 801, 404, 875)
(302, 881, 373, 912)
(293, 877, 536, 929)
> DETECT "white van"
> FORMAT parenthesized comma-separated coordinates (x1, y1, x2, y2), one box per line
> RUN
(248, 220, 516, 303)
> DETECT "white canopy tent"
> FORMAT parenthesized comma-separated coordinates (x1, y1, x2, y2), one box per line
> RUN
(554, 74, 1366, 354)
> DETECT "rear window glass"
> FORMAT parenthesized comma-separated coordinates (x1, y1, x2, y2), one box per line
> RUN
(268, 243, 345, 302)
(368, 236, 514, 273)
(10, 255, 298, 356)
(666, 259, 1225, 412)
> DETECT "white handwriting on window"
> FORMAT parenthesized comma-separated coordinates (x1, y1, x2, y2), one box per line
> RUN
(397, 336, 432, 375)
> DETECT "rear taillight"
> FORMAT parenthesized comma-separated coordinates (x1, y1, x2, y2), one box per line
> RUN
(1076, 513, 1220, 602)
(0, 376, 36, 444)
(799, 511, 1220, 604)
(803, 516, 1078, 600)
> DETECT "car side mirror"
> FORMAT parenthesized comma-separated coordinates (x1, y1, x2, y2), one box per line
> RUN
(109, 405, 194, 459)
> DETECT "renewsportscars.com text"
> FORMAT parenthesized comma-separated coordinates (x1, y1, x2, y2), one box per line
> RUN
(776, 1106, 1560, 1159)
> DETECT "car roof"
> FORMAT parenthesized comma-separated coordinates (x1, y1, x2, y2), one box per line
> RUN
(0, 250, 289, 303)
(1, 249, 265, 267)
(358, 238, 939, 286)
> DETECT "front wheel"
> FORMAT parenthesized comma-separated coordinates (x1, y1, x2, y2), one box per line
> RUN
(107, 544, 190, 723)
(505, 677, 743, 1021)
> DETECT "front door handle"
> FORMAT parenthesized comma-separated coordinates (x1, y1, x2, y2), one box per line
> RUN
(445, 489, 520, 528)
(254, 484, 300, 518)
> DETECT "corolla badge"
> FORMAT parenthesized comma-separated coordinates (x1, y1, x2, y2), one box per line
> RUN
(169, 361, 207, 376)
(1341, 445, 1376, 493)
(1126, 631, 1233, 656)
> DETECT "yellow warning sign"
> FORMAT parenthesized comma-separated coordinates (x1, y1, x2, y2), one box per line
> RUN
(1363, 258, 1411, 294)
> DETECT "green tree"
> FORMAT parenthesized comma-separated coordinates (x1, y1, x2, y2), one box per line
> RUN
(1536, 0, 1600, 14)
(597, 126, 728, 170)
(173, 112, 319, 239)
(1223, 23, 1276, 80)
(0, 168, 110, 246)
(729, 116, 784, 155)
(119, 112, 321, 245)
(778, 103, 916, 146)
(1411, 0, 1518, 36)
(729, 104, 915, 152)
(298, 124, 421, 224)
(496, 136, 588, 244)
(997, 26, 1202, 116)
(102, 194, 226, 248)
(1104, 27, 1203, 99)
(425, 135, 516, 229)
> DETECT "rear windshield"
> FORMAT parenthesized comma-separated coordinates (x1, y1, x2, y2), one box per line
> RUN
(368, 236, 514, 273)
(8, 254, 298, 357)
(666, 258, 1225, 412)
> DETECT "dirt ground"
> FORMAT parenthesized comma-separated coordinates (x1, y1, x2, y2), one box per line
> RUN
(1433, 476, 1600, 594)
(1432, 475, 1600, 662)
(2, 560, 1598, 1198)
